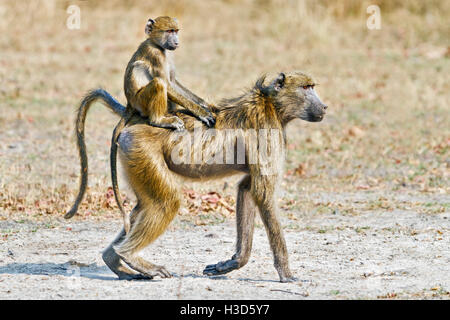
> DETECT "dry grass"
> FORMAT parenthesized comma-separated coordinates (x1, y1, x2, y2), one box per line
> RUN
(0, 0, 448, 223)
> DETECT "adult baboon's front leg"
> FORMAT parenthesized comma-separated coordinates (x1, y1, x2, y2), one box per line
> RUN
(257, 197, 297, 283)
(203, 175, 257, 276)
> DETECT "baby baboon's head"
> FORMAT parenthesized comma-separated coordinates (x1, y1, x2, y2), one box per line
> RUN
(145, 16, 180, 51)
(261, 71, 328, 124)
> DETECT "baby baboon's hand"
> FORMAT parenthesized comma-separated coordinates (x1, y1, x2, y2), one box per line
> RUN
(199, 114, 215, 128)
(198, 107, 216, 128)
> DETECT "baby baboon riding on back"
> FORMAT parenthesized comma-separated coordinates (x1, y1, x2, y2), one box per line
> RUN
(66, 16, 215, 233)
(66, 18, 328, 283)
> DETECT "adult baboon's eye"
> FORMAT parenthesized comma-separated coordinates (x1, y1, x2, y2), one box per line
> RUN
(303, 85, 309, 90)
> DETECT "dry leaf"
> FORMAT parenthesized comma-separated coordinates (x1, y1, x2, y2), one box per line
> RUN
(294, 163, 307, 176)
(348, 126, 365, 138)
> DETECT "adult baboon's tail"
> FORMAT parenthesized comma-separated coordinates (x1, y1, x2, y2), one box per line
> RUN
(65, 89, 126, 219)
(110, 109, 135, 234)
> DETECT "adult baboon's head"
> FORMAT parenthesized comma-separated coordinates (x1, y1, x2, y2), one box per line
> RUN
(260, 71, 328, 124)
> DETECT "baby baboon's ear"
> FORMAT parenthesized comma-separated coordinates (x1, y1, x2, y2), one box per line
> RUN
(145, 18, 155, 35)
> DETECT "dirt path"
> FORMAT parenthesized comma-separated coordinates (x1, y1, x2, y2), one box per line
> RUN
(1, 198, 449, 300)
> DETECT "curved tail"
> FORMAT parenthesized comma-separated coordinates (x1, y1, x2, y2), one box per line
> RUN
(65, 89, 126, 219)
(110, 109, 135, 233)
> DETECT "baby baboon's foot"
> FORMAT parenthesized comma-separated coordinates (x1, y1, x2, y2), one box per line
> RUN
(118, 253, 172, 279)
(203, 259, 239, 276)
(168, 116, 185, 131)
(152, 116, 185, 131)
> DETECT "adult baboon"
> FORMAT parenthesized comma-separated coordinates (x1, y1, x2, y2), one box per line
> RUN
(68, 71, 328, 282)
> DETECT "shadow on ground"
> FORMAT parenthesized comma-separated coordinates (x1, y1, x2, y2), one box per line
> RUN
(0, 262, 279, 283)
(0, 262, 118, 281)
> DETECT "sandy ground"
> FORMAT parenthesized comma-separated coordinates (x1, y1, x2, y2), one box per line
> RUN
(1, 192, 449, 300)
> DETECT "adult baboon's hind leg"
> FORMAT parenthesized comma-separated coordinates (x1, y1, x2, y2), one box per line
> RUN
(204, 175, 257, 276)
(114, 199, 179, 279)
(102, 204, 152, 280)
(112, 130, 180, 279)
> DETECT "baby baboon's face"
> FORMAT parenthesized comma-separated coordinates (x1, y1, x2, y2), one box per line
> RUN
(272, 71, 328, 123)
(146, 16, 180, 51)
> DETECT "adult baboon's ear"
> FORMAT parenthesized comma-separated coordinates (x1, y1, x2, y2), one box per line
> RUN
(272, 73, 286, 92)
(145, 18, 155, 35)
(264, 72, 286, 96)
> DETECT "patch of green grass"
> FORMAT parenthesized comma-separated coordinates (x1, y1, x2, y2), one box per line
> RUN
(330, 290, 340, 295)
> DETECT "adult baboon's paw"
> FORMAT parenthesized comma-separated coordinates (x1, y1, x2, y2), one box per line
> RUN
(154, 265, 172, 278)
(132, 265, 172, 279)
(203, 259, 239, 276)
(279, 275, 298, 283)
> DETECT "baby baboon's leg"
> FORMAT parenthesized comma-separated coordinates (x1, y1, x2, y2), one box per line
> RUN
(113, 133, 180, 278)
(204, 175, 257, 276)
(102, 204, 152, 280)
(140, 78, 184, 131)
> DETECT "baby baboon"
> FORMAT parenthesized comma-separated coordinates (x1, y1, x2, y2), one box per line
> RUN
(66, 16, 215, 233)
(124, 16, 215, 129)
(114, 16, 216, 233)
(67, 71, 328, 282)
(115, 16, 215, 232)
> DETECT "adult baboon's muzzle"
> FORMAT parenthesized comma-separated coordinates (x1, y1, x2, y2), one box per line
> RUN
(306, 103, 327, 122)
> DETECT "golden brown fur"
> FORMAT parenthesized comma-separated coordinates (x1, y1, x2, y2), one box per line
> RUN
(67, 71, 327, 281)
(99, 71, 328, 281)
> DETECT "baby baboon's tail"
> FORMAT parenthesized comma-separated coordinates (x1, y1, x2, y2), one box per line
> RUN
(65, 89, 126, 219)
